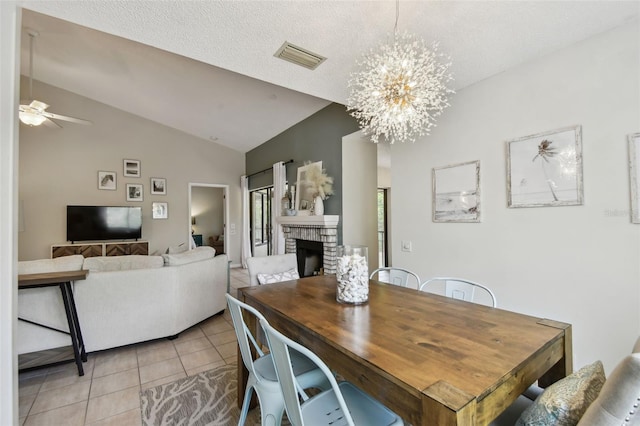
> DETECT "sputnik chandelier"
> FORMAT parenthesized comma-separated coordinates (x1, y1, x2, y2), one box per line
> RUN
(347, 1, 454, 144)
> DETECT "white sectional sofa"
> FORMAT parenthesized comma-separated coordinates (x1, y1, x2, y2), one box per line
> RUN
(18, 246, 228, 354)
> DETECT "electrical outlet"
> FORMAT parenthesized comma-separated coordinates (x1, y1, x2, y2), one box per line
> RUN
(401, 241, 412, 252)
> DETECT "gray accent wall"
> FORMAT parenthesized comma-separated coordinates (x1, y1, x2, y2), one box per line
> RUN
(245, 103, 360, 243)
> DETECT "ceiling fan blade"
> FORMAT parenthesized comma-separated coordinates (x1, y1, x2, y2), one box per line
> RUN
(42, 117, 62, 129)
(41, 111, 92, 125)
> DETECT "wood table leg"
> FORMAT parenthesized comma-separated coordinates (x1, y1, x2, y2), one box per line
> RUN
(537, 320, 573, 387)
(422, 381, 476, 426)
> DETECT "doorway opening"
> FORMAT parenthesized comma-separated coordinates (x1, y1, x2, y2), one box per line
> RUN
(250, 186, 272, 257)
(188, 183, 229, 255)
(378, 188, 389, 267)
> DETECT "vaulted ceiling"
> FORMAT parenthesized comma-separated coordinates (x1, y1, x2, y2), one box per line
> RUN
(19, 1, 639, 153)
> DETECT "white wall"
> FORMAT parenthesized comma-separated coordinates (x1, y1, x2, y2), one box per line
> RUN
(0, 3, 20, 424)
(342, 131, 379, 271)
(18, 78, 245, 263)
(391, 21, 640, 373)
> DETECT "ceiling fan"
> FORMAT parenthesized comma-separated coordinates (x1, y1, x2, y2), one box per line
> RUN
(19, 29, 92, 128)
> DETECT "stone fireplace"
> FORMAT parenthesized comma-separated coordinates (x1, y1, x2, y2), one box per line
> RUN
(276, 215, 340, 275)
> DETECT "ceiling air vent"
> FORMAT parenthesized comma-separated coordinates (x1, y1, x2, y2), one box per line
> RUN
(274, 42, 326, 70)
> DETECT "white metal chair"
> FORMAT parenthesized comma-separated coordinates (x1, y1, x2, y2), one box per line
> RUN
(369, 267, 421, 289)
(246, 253, 298, 286)
(225, 294, 329, 426)
(261, 318, 404, 426)
(419, 276, 497, 307)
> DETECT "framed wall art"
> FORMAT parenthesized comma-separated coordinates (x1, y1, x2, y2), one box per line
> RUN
(296, 161, 322, 212)
(97, 171, 116, 190)
(506, 125, 583, 208)
(629, 133, 640, 223)
(150, 177, 166, 195)
(432, 160, 480, 223)
(123, 159, 141, 177)
(152, 202, 168, 219)
(126, 183, 143, 202)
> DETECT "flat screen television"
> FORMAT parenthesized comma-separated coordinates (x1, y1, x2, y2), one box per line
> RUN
(67, 206, 142, 242)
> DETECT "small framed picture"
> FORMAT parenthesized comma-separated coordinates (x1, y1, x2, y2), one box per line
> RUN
(432, 160, 480, 223)
(123, 159, 141, 177)
(150, 177, 167, 195)
(97, 171, 116, 190)
(126, 183, 143, 202)
(152, 202, 168, 219)
(506, 125, 583, 208)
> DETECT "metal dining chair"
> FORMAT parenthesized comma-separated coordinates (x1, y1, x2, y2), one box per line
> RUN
(225, 294, 329, 426)
(419, 276, 497, 307)
(260, 318, 404, 426)
(369, 267, 421, 289)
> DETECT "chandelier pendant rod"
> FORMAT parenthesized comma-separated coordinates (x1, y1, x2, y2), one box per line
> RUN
(394, 0, 400, 40)
(28, 32, 34, 100)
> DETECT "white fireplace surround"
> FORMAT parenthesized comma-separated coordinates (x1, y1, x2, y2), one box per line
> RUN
(276, 215, 339, 275)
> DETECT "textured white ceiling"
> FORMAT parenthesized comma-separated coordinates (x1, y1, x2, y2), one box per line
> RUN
(19, 1, 639, 153)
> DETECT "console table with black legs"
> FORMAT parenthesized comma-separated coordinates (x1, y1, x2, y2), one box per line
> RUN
(18, 270, 89, 376)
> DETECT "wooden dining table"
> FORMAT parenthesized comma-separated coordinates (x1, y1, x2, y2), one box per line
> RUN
(238, 275, 572, 426)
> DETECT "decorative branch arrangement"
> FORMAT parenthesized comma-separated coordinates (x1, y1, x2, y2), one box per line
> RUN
(303, 161, 334, 200)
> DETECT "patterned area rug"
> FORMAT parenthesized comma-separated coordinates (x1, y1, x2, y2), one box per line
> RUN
(140, 363, 264, 426)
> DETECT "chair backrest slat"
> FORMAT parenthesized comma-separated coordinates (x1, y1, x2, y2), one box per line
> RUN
(370, 267, 421, 289)
(226, 294, 268, 378)
(420, 276, 497, 307)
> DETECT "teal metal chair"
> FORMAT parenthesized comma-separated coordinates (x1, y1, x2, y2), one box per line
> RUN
(226, 294, 328, 426)
(261, 318, 404, 426)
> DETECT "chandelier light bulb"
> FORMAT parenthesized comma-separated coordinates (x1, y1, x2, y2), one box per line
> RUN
(347, 31, 454, 144)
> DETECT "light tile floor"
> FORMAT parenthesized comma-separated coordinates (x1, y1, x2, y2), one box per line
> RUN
(18, 267, 250, 426)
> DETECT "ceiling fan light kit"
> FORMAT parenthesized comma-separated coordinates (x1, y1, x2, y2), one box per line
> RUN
(347, 2, 454, 144)
(19, 28, 92, 128)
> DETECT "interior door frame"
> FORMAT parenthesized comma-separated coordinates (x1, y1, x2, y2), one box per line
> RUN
(188, 183, 229, 254)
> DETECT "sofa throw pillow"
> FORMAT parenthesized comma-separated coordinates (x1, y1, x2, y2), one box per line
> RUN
(516, 360, 606, 426)
(577, 354, 640, 426)
(162, 246, 216, 266)
(83, 255, 164, 272)
(166, 244, 188, 254)
(257, 268, 300, 285)
(18, 255, 84, 275)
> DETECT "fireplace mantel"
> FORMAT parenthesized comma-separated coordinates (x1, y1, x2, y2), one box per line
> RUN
(276, 215, 339, 227)
(277, 215, 340, 275)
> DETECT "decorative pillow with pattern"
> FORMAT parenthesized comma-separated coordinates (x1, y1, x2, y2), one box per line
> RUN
(162, 246, 216, 266)
(257, 268, 300, 285)
(516, 360, 606, 426)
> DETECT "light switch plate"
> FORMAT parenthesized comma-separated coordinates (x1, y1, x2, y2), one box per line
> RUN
(401, 241, 412, 252)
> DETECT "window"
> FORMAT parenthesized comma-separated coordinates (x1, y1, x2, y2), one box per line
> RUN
(378, 188, 388, 267)
(250, 187, 272, 255)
